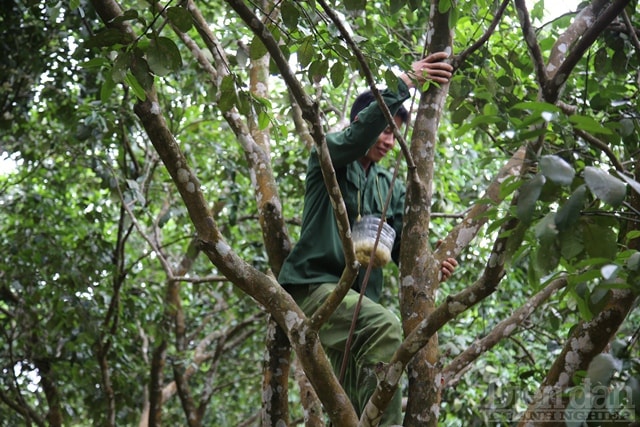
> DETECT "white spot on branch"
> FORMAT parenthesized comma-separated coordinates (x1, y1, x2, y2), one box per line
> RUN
(177, 168, 190, 183)
(448, 301, 467, 315)
(284, 310, 301, 331)
(216, 240, 231, 256)
(503, 323, 516, 336)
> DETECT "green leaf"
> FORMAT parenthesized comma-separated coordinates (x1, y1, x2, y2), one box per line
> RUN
(555, 185, 586, 231)
(510, 101, 562, 114)
(536, 237, 560, 274)
(517, 173, 545, 224)
(344, 0, 366, 10)
(569, 115, 613, 135)
(588, 286, 612, 314)
(131, 54, 154, 90)
(539, 155, 575, 186)
(615, 171, 640, 196)
(438, 0, 451, 13)
(535, 211, 558, 244)
(586, 353, 620, 385)
(494, 54, 511, 72)
(249, 35, 268, 60)
(81, 57, 109, 68)
(85, 28, 133, 48)
(611, 49, 627, 75)
(333, 44, 351, 60)
(147, 37, 182, 76)
(450, 106, 472, 125)
(166, 6, 193, 32)
(309, 60, 328, 82)
(618, 118, 635, 137)
(499, 176, 522, 200)
(390, 0, 406, 13)
(455, 114, 502, 136)
(126, 179, 145, 205)
(258, 111, 270, 130)
(112, 50, 132, 83)
(583, 219, 617, 260)
(559, 228, 584, 260)
(281, 1, 300, 28)
(568, 269, 601, 289)
(626, 251, 640, 271)
(330, 62, 345, 87)
(110, 9, 139, 24)
(237, 91, 250, 115)
(100, 70, 116, 102)
(219, 75, 237, 112)
(124, 72, 146, 101)
(384, 69, 399, 93)
(448, 6, 459, 27)
(298, 37, 314, 68)
(594, 48, 608, 77)
(496, 75, 513, 88)
(627, 230, 640, 242)
(384, 41, 401, 58)
(584, 166, 627, 207)
(574, 290, 593, 322)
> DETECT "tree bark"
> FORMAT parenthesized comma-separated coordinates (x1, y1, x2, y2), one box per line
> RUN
(517, 289, 637, 427)
(400, 2, 454, 425)
(33, 359, 62, 427)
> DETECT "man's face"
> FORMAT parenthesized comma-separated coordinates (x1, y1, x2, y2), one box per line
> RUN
(364, 115, 404, 164)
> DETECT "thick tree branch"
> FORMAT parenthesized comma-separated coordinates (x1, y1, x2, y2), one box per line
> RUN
(173, 357, 199, 427)
(545, 0, 631, 102)
(262, 316, 292, 426)
(396, 1, 456, 424)
(517, 289, 638, 427)
(547, 0, 609, 79)
(293, 357, 324, 427)
(513, 0, 548, 89)
(248, 0, 292, 277)
(134, 90, 357, 425)
(149, 340, 167, 427)
(32, 359, 62, 427)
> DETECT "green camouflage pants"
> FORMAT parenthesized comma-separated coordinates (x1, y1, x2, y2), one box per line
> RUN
(290, 283, 403, 426)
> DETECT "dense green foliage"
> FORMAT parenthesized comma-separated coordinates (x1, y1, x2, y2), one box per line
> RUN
(1, 0, 639, 426)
